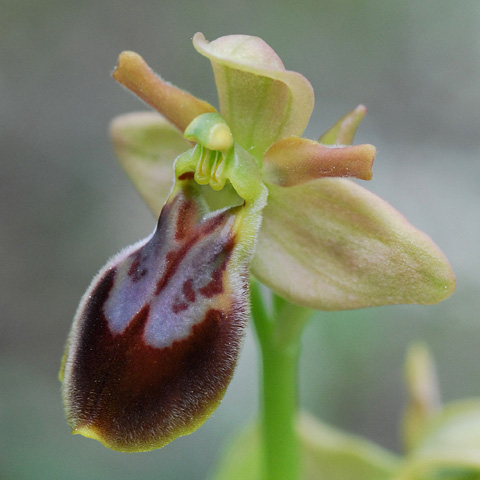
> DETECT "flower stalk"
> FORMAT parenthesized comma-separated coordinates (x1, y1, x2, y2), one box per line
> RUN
(251, 279, 312, 480)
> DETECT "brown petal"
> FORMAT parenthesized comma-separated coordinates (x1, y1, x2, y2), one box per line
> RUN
(263, 137, 375, 186)
(113, 51, 216, 133)
(61, 178, 249, 452)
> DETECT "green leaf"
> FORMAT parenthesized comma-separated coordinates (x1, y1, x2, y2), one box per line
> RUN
(251, 179, 455, 310)
(209, 413, 399, 480)
(110, 111, 191, 216)
(193, 33, 314, 160)
(400, 401, 480, 479)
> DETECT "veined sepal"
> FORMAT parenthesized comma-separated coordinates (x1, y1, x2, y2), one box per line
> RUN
(61, 146, 267, 452)
(193, 33, 314, 161)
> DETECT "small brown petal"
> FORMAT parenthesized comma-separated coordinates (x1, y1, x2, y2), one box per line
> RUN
(61, 177, 249, 452)
(263, 137, 375, 186)
(113, 51, 216, 132)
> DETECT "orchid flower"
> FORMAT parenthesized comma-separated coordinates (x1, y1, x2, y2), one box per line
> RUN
(60, 33, 455, 453)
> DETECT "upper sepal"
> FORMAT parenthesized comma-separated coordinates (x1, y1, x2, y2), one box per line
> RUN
(251, 179, 456, 310)
(193, 33, 314, 160)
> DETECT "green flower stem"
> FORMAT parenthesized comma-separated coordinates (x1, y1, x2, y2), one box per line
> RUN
(250, 279, 312, 480)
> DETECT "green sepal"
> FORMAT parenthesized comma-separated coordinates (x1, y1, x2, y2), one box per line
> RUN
(319, 105, 367, 146)
(110, 111, 191, 216)
(193, 33, 314, 161)
(252, 179, 455, 310)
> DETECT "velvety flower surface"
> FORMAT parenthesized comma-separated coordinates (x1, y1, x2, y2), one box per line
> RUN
(61, 119, 267, 451)
(61, 184, 249, 451)
(61, 33, 455, 453)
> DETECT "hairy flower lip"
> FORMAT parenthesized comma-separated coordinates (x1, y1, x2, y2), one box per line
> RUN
(61, 177, 257, 452)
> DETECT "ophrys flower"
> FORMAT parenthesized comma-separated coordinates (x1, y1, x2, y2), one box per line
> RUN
(60, 33, 455, 452)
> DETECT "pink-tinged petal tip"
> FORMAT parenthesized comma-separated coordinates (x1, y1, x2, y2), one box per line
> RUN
(113, 51, 216, 133)
(263, 137, 375, 186)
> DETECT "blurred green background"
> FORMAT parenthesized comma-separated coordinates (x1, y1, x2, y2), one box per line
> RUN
(1, 1, 479, 479)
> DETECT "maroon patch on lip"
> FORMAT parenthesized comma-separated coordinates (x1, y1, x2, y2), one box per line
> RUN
(154, 209, 232, 296)
(66, 267, 245, 451)
(174, 196, 197, 241)
(177, 171, 195, 181)
(183, 279, 196, 303)
(127, 254, 148, 282)
(199, 236, 236, 298)
(171, 301, 188, 314)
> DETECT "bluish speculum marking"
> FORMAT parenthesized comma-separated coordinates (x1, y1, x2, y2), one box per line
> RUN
(62, 175, 249, 451)
(103, 188, 237, 349)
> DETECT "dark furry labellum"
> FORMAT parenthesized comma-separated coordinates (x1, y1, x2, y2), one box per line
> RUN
(60, 177, 249, 452)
